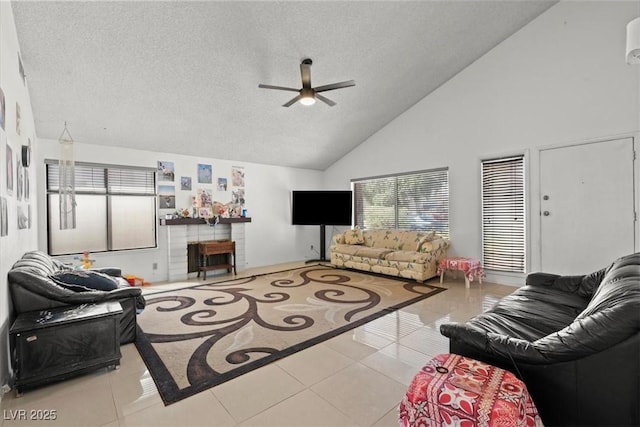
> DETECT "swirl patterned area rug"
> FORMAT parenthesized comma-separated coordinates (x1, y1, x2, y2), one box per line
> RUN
(135, 265, 445, 405)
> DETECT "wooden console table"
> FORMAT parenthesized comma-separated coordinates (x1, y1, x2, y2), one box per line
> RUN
(197, 240, 236, 280)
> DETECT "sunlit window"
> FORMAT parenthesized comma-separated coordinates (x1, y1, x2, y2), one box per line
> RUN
(46, 161, 157, 255)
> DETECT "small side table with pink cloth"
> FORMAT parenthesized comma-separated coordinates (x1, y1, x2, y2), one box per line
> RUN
(399, 353, 542, 427)
(438, 257, 485, 288)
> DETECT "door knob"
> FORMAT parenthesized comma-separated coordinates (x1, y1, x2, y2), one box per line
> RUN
(543, 211, 550, 216)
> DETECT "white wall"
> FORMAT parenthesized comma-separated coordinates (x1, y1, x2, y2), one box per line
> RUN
(0, 1, 39, 397)
(324, 1, 640, 284)
(36, 139, 324, 281)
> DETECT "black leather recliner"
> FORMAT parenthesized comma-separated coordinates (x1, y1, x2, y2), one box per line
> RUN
(440, 253, 640, 427)
(8, 250, 145, 344)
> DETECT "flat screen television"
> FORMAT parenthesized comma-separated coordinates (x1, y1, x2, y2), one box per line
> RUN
(291, 190, 353, 226)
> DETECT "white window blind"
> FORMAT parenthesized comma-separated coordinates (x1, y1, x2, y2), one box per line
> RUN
(481, 156, 525, 272)
(353, 168, 449, 237)
(46, 164, 106, 193)
(46, 161, 157, 255)
(108, 167, 156, 195)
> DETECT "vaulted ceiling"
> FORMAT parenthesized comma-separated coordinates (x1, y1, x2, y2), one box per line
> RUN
(11, 1, 556, 170)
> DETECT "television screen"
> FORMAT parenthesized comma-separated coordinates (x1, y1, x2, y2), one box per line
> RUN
(291, 190, 352, 226)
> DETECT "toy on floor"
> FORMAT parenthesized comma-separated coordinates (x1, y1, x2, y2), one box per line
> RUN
(124, 275, 150, 287)
(74, 251, 95, 269)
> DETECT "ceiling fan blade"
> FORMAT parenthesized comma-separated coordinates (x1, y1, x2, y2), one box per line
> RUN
(300, 59, 312, 89)
(258, 84, 299, 92)
(314, 80, 356, 93)
(315, 93, 336, 107)
(283, 94, 302, 107)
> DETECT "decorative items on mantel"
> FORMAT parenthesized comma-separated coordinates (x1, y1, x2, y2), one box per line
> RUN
(160, 217, 251, 226)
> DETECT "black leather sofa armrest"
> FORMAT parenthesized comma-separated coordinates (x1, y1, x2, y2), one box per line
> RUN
(440, 323, 547, 364)
(100, 286, 142, 299)
(440, 323, 489, 349)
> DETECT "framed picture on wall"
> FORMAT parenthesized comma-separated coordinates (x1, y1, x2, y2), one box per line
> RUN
(6, 143, 13, 195)
(180, 176, 191, 190)
(158, 185, 176, 209)
(231, 166, 244, 187)
(157, 161, 175, 182)
(17, 205, 27, 229)
(217, 177, 227, 191)
(0, 196, 7, 237)
(16, 158, 23, 201)
(197, 164, 212, 184)
(0, 86, 5, 130)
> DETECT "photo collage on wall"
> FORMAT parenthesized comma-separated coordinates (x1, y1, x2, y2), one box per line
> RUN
(1, 50, 34, 238)
(158, 160, 246, 220)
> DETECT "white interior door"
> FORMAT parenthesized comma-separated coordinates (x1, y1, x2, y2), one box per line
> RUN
(540, 137, 636, 275)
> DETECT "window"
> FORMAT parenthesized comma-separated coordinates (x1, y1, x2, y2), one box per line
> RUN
(481, 156, 525, 273)
(46, 161, 157, 255)
(352, 168, 449, 237)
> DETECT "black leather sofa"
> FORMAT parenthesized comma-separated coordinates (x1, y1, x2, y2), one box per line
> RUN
(440, 253, 639, 427)
(8, 250, 145, 344)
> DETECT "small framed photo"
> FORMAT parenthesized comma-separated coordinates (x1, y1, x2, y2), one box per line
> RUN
(198, 164, 212, 184)
(158, 161, 175, 182)
(6, 143, 13, 195)
(158, 185, 176, 209)
(217, 177, 227, 191)
(180, 176, 192, 190)
(198, 207, 212, 218)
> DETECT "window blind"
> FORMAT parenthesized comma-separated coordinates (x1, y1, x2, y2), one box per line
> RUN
(353, 168, 449, 236)
(108, 168, 156, 195)
(46, 162, 155, 195)
(46, 164, 106, 193)
(481, 156, 525, 272)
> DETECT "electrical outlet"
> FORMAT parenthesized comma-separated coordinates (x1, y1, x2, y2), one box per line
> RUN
(152, 262, 158, 270)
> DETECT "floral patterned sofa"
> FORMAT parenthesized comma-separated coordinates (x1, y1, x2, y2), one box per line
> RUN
(330, 229, 450, 282)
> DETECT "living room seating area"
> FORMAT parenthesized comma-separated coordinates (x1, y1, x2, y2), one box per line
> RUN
(439, 252, 640, 427)
(330, 228, 450, 282)
(8, 250, 146, 345)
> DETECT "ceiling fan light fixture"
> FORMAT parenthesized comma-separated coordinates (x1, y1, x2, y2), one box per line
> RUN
(300, 95, 316, 106)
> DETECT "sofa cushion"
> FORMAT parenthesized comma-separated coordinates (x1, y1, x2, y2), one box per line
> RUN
(51, 270, 119, 292)
(330, 244, 362, 256)
(385, 250, 430, 264)
(344, 227, 365, 245)
(355, 246, 393, 259)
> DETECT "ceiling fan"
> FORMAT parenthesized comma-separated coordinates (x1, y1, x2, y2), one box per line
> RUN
(258, 58, 355, 107)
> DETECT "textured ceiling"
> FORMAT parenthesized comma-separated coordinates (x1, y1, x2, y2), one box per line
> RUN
(11, 1, 556, 170)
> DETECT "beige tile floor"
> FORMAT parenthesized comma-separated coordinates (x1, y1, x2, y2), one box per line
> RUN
(0, 262, 516, 427)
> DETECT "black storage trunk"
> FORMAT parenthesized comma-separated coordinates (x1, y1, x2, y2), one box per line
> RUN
(10, 302, 122, 394)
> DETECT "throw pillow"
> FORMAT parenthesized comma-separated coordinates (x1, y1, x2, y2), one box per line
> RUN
(344, 227, 365, 245)
(416, 231, 437, 251)
(50, 270, 119, 292)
